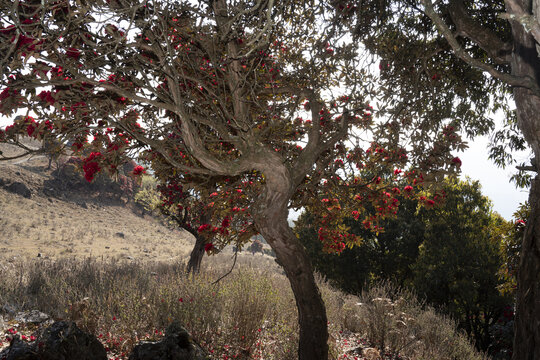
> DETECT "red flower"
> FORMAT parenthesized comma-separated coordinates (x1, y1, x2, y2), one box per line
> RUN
(197, 224, 211, 233)
(132, 165, 145, 176)
(204, 243, 214, 253)
(83, 152, 102, 182)
(451, 157, 462, 167)
(38, 91, 55, 105)
(221, 216, 230, 228)
(403, 185, 413, 193)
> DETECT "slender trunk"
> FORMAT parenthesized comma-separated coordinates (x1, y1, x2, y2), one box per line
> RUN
(187, 234, 205, 274)
(257, 214, 329, 360)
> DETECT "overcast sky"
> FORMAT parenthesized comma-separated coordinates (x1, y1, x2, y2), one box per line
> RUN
(459, 133, 529, 220)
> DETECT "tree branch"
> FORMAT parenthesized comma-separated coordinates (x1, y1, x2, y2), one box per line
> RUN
(448, 0, 512, 64)
(422, 0, 540, 96)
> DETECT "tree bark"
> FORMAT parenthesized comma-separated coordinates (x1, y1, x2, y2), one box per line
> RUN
(187, 234, 206, 274)
(252, 157, 329, 360)
(256, 211, 329, 360)
(509, 1, 540, 359)
(513, 176, 540, 360)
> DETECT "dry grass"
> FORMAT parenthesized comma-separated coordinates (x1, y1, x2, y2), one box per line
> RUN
(0, 159, 195, 262)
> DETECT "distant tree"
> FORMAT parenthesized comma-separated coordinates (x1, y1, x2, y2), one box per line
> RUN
(411, 179, 511, 352)
(248, 239, 263, 255)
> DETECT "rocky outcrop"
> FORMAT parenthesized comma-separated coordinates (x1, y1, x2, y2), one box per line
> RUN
(0, 321, 106, 360)
(129, 322, 208, 360)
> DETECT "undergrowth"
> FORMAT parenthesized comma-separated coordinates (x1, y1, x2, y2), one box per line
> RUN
(0, 258, 487, 360)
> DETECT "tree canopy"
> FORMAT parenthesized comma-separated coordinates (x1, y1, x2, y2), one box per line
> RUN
(0, 1, 529, 358)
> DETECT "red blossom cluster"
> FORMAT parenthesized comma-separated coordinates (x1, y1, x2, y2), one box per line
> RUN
(132, 165, 145, 176)
(83, 152, 102, 182)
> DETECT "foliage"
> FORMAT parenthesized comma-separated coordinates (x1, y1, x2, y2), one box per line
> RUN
(498, 202, 529, 298)
(411, 178, 511, 353)
(298, 177, 512, 353)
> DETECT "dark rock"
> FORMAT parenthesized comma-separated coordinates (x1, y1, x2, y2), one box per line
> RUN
(5, 182, 31, 198)
(0, 336, 37, 360)
(2, 303, 18, 316)
(115, 232, 125, 238)
(38, 321, 107, 360)
(79, 202, 88, 209)
(129, 322, 208, 360)
(0, 322, 106, 360)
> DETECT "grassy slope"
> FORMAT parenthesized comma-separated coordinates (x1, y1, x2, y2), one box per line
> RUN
(0, 145, 194, 262)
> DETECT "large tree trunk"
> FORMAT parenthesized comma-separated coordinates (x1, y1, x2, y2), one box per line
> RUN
(510, 1, 540, 358)
(252, 157, 329, 360)
(513, 176, 540, 360)
(256, 210, 329, 360)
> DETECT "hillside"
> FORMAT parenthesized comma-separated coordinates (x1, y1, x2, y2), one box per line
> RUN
(0, 143, 194, 263)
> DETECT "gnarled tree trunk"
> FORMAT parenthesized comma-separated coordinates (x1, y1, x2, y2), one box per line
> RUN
(256, 207, 329, 360)
(253, 158, 329, 360)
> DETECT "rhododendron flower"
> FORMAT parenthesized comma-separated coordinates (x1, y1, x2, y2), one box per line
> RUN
(197, 224, 211, 233)
(132, 165, 145, 176)
(66, 47, 81, 59)
(403, 185, 413, 192)
(452, 157, 462, 167)
(204, 243, 214, 253)
(221, 216, 230, 228)
(37, 90, 55, 105)
(83, 152, 102, 182)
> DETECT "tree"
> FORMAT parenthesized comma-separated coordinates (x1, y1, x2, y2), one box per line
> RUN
(296, 196, 425, 294)
(412, 179, 511, 353)
(329, 1, 540, 357)
(0, 1, 467, 358)
(298, 177, 511, 354)
(135, 175, 218, 273)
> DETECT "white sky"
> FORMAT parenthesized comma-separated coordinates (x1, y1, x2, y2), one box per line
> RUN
(459, 134, 529, 220)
